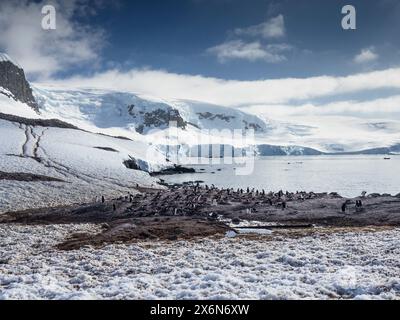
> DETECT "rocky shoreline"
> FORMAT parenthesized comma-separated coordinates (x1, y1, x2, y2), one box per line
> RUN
(1, 184, 400, 250)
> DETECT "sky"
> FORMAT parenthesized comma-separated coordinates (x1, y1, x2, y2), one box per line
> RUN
(0, 0, 400, 121)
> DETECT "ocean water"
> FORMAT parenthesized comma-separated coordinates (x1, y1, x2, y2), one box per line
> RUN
(160, 155, 400, 198)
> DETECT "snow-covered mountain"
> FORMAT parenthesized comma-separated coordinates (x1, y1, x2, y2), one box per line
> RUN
(32, 85, 269, 139)
(2, 51, 400, 164)
(32, 83, 400, 155)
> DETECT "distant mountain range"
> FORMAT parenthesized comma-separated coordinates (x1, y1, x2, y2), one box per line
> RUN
(1, 52, 400, 158)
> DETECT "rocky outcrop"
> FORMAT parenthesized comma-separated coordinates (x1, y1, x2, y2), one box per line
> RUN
(0, 54, 38, 111)
(127, 104, 187, 134)
(197, 112, 236, 122)
(0, 112, 78, 129)
(123, 156, 141, 170)
(242, 120, 263, 132)
(0, 171, 64, 182)
(151, 165, 196, 176)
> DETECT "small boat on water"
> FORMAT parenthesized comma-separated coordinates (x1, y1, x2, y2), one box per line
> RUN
(384, 157, 391, 160)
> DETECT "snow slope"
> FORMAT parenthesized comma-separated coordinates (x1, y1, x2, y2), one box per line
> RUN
(33, 85, 268, 132)
(0, 91, 40, 119)
(32, 85, 269, 145)
(34, 86, 173, 138)
(0, 115, 167, 213)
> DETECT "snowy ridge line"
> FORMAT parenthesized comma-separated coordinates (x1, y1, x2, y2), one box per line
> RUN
(0, 52, 22, 69)
(19, 125, 48, 162)
(0, 112, 135, 142)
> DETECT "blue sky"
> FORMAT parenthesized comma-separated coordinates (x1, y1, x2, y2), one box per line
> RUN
(1, 0, 399, 80)
(87, 0, 400, 80)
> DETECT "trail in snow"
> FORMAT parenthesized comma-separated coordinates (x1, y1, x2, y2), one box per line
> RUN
(31, 127, 47, 160)
(20, 125, 30, 158)
(0, 118, 163, 213)
(18, 125, 46, 163)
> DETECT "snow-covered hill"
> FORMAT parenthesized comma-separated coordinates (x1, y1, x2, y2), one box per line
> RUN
(32, 85, 269, 141)
(0, 112, 168, 212)
(0, 54, 174, 212)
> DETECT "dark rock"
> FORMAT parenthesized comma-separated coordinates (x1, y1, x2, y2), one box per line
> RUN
(151, 165, 196, 176)
(197, 112, 235, 123)
(0, 112, 79, 130)
(0, 171, 65, 182)
(368, 193, 381, 198)
(94, 147, 119, 153)
(242, 120, 263, 132)
(123, 156, 140, 170)
(0, 58, 38, 111)
(231, 218, 241, 225)
(329, 192, 342, 198)
(133, 108, 187, 133)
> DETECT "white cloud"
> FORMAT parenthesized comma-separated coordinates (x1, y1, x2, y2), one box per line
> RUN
(235, 15, 285, 39)
(0, 0, 105, 79)
(354, 48, 379, 64)
(244, 95, 400, 119)
(206, 40, 290, 63)
(208, 14, 290, 63)
(41, 67, 400, 110)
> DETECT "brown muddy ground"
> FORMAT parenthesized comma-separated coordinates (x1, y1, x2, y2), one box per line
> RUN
(56, 217, 231, 251)
(2, 186, 400, 227)
(1, 185, 400, 250)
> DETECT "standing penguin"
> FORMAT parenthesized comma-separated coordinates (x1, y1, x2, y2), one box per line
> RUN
(102, 196, 105, 204)
(355, 200, 363, 212)
(341, 202, 347, 213)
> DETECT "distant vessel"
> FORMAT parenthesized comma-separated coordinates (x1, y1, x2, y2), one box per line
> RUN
(384, 157, 391, 160)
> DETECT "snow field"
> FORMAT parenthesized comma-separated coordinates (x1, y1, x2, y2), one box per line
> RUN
(1, 225, 399, 300)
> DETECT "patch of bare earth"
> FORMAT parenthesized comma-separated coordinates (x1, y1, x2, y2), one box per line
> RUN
(56, 217, 231, 251)
(238, 225, 397, 241)
(0, 171, 65, 182)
